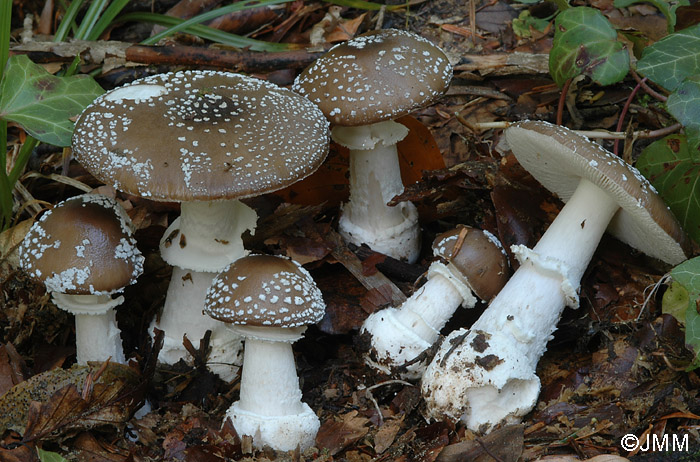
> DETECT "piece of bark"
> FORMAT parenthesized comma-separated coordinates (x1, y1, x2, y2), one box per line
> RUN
(454, 52, 549, 76)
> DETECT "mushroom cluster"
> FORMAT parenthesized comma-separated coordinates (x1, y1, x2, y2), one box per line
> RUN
(293, 28, 453, 263)
(19, 193, 144, 365)
(205, 254, 326, 452)
(421, 120, 691, 432)
(72, 70, 330, 379)
(361, 225, 509, 379)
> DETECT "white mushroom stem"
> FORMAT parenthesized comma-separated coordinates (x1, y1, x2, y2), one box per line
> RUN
(333, 121, 420, 263)
(422, 178, 620, 430)
(361, 262, 476, 379)
(153, 199, 256, 376)
(160, 199, 257, 272)
(51, 293, 126, 365)
(226, 326, 320, 452)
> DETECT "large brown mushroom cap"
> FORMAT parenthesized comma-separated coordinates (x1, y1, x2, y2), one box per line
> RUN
(432, 226, 510, 302)
(72, 70, 330, 202)
(504, 120, 691, 265)
(205, 255, 325, 328)
(19, 194, 144, 295)
(293, 29, 453, 126)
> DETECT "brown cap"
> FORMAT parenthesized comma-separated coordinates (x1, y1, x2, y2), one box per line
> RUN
(205, 254, 325, 328)
(504, 120, 691, 265)
(432, 226, 510, 302)
(72, 70, 329, 202)
(292, 29, 453, 126)
(19, 194, 144, 295)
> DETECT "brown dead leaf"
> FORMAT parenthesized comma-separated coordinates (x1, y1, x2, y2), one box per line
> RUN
(325, 13, 366, 42)
(0, 362, 141, 438)
(316, 410, 370, 455)
(73, 432, 129, 462)
(373, 416, 403, 454)
(436, 424, 524, 462)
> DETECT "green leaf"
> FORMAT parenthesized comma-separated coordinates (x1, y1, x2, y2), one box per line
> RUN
(669, 257, 700, 368)
(663, 280, 690, 323)
(0, 55, 104, 147)
(512, 10, 552, 38)
(636, 23, 700, 91)
(613, 0, 688, 33)
(549, 7, 630, 87)
(667, 76, 700, 150)
(636, 134, 700, 244)
(37, 449, 67, 462)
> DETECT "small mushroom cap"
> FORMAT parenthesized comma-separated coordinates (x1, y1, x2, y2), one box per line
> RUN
(293, 29, 453, 126)
(432, 226, 510, 302)
(504, 120, 691, 265)
(19, 194, 144, 295)
(205, 255, 326, 328)
(72, 70, 330, 202)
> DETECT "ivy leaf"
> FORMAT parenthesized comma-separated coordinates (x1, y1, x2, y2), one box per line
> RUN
(549, 6, 630, 87)
(636, 134, 700, 244)
(613, 0, 689, 33)
(668, 257, 700, 368)
(667, 76, 700, 150)
(636, 23, 700, 92)
(0, 55, 104, 147)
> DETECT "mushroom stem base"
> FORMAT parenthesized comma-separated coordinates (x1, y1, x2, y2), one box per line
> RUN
(152, 268, 242, 381)
(361, 270, 467, 379)
(334, 121, 420, 263)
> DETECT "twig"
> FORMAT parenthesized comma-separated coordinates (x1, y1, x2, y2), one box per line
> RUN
(556, 77, 573, 126)
(362, 379, 413, 426)
(614, 78, 645, 156)
(631, 69, 668, 102)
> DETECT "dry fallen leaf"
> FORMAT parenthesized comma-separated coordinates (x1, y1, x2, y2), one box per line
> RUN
(315, 410, 370, 455)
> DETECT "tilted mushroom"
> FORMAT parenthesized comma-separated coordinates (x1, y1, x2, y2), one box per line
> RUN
(421, 120, 691, 432)
(19, 194, 144, 364)
(72, 70, 329, 379)
(204, 254, 326, 452)
(293, 29, 453, 263)
(360, 225, 509, 379)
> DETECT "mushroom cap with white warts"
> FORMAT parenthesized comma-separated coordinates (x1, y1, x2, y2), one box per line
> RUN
(432, 226, 510, 303)
(292, 28, 453, 126)
(504, 121, 691, 265)
(19, 194, 144, 297)
(204, 255, 326, 328)
(72, 70, 330, 202)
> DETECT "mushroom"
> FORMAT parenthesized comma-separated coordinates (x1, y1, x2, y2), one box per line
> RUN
(72, 70, 329, 379)
(421, 120, 691, 432)
(360, 225, 509, 379)
(293, 28, 453, 263)
(18, 194, 144, 364)
(204, 254, 326, 452)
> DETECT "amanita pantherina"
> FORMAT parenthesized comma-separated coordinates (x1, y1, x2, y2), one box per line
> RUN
(421, 120, 691, 432)
(205, 254, 326, 452)
(361, 226, 509, 379)
(293, 29, 453, 263)
(72, 70, 329, 379)
(19, 194, 144, 364)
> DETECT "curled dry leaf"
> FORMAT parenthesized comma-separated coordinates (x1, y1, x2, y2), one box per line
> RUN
(0, 362, 141, 439)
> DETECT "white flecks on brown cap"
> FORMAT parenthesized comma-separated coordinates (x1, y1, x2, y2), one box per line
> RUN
(205, 254, 326, 328)
(19, 194, 144, 295)
(72, 70, 330, 202)
(432, 226, 510, 302)
(293, 28, 453, 126)
(504, 120, 691, 265)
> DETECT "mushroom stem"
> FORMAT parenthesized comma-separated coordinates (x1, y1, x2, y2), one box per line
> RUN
(51, 293, 126, 365)
(154, 268, 242, 380)
(160, 199, 257, 272)
(422, 178, 620, 430)
(333, 121, 420, 263)
(237, 337, 305, 416)
(361, 267, 470, 378)
(155, 198, 255, 376)
(226, 326, 321, 451)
